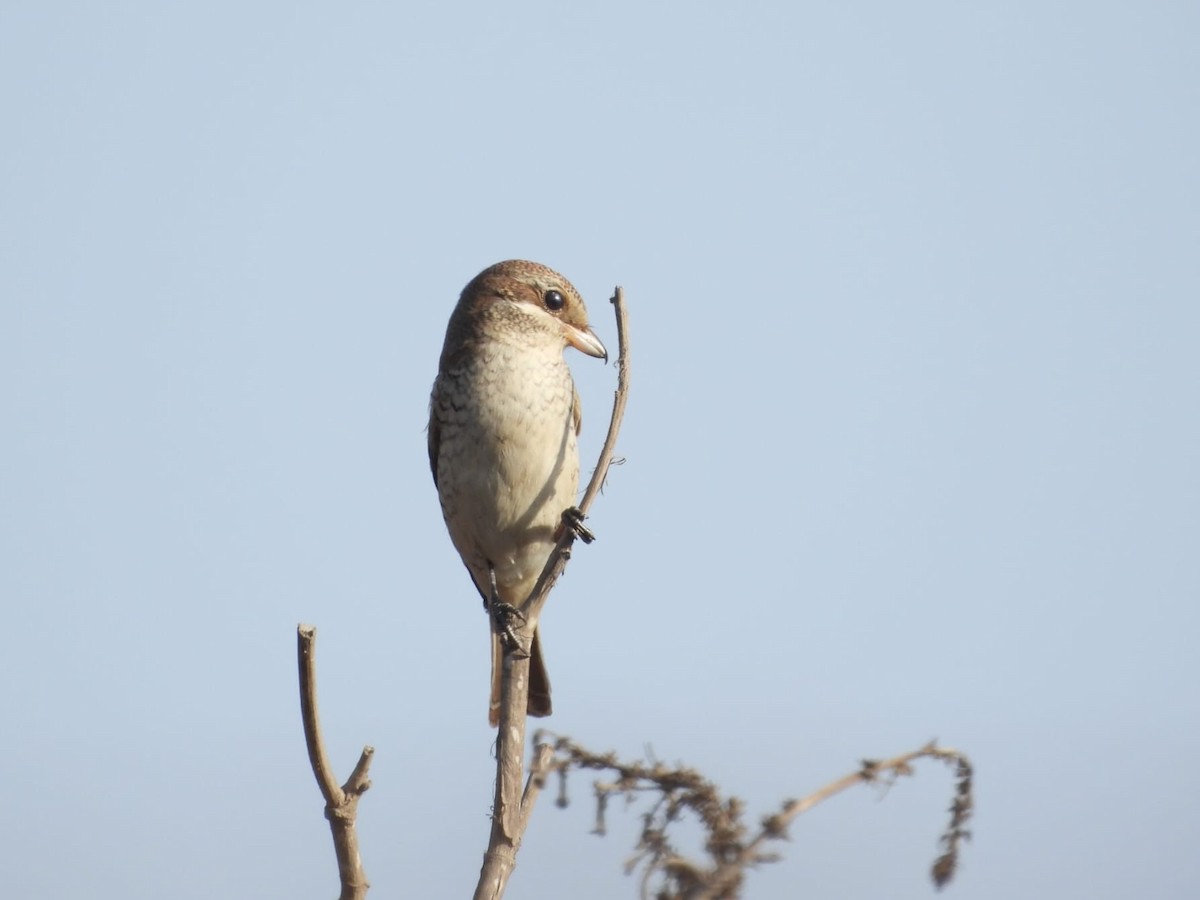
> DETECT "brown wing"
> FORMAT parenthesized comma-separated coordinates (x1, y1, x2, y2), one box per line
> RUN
(572, 383, 583, 435)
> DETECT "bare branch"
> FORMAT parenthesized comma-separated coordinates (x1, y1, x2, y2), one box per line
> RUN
(474, 286, 632, 900)
(298, 624, 374, 900)
(696, 741, 974, 898)
(518, 741, 557, 834)
(535, 733, 973, 899)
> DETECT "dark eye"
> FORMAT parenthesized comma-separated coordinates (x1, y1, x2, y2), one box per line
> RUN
(543, 289, 565, 311)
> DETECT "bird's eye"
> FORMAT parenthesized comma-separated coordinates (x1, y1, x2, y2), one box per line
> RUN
(543, 290, 565, 311)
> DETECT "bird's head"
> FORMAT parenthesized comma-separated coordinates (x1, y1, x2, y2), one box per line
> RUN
(456, 260, 608, 361)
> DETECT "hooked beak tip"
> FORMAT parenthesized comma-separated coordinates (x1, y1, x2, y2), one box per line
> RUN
(567, 325, 608, 362)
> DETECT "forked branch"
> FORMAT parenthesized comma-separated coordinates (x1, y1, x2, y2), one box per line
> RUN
(298, 624, 374, 900)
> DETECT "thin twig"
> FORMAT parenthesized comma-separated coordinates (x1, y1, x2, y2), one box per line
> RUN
(576, 286, 632, 518)
(298, 624, 374, 900)
(536, 733, 972, 899)
(693, 742, 972, 899)
(473, 286, 631, 900)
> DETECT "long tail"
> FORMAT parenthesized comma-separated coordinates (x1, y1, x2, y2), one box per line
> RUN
(489, 628, 552, 726)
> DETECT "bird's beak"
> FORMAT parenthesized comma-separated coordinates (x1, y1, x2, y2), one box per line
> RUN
(565, 325, 608, 362)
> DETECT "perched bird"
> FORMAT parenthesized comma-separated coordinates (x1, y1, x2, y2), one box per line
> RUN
(429, 260, 607, 725)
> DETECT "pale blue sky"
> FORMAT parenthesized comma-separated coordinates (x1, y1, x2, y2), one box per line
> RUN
(3, 2, 1198, 898)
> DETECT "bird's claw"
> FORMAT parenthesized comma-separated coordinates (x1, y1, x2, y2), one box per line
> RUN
(562, 506, 595, 543)
(490, 601, 529, 655)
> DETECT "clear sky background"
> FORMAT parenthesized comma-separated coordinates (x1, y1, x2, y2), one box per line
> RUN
(3, 3, 1197, 898)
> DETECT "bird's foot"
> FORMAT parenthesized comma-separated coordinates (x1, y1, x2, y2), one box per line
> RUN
(562, 506, 595, 544)
(484, 565, 529, 654)
(490, 601, 529, 656)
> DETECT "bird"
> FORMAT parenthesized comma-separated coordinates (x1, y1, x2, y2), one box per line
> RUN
(428, 260, 607, 725)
